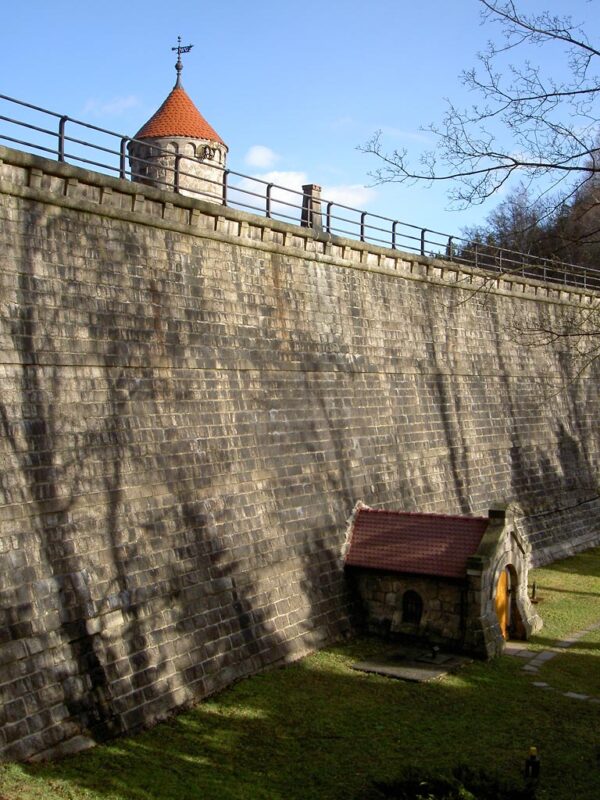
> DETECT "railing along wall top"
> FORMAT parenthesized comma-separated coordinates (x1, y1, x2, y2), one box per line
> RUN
(1, 92, 599, 291)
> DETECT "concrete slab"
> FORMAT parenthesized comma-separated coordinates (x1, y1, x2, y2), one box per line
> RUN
(503, 642, 532, 658)
(415, 652, 455, 665)
(530, 651, 557, 664)
(352, 661, 449, 682)
(564, 691, 589, 700)
(352, 649, 472, 683)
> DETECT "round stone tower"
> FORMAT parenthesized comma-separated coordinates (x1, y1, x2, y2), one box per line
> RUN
(128, 40, 227, 202)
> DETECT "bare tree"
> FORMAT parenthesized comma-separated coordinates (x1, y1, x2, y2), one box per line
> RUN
(361, 1, 600, 213)
(361, 2, 600, 381)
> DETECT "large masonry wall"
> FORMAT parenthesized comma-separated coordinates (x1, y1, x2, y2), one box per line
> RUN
(1, 146, 599, 759)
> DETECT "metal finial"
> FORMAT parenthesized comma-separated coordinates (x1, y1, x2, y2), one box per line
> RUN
(172, 36, 193, 88)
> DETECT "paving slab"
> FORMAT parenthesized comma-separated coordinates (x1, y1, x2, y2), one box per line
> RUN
(352, 660, 449, 682)
(564, 691, 589, 700)
(352, 650, 472, 683)
(530, 651, 557, 664)
(523, 619, 600, 703)
(504, 642, 531, 657)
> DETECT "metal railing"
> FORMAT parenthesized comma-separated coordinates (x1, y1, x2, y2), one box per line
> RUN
(2, 92, 600, 291)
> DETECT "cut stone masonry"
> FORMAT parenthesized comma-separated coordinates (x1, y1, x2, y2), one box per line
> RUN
(1, 144, 599, 760)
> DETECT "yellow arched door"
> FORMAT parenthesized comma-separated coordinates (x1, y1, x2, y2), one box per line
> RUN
(495, 569, 509, 639)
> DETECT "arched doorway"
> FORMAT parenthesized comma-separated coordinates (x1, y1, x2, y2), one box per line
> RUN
(494, 568, 510, 639)
(402, 590, 423, 625)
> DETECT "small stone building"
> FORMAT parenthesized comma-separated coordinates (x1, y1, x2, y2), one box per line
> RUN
(343, 503, 542, 658)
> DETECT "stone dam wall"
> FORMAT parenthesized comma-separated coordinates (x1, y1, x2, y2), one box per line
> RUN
(1, 145, 599, 760)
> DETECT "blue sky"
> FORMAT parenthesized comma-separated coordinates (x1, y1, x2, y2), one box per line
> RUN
(2, 0, 597, 239)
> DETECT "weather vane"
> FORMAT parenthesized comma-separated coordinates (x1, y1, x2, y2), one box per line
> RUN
(172, 36, 193, 87)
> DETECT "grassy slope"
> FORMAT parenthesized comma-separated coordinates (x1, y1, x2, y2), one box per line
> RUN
(527, 547, 600, 698)
(1, 547, 599, 800)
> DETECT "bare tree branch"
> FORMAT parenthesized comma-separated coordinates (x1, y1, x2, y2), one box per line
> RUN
(360, 1, 600, 381)
(360, 0, 600, 212)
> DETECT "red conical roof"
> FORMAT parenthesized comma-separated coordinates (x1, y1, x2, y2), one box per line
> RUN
(135, 85, 225, 144)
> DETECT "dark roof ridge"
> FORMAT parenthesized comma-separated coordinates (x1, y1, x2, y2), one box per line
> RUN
(358, 507, 488, 522)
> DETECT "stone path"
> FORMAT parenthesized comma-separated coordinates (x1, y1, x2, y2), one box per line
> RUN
(505, 621, 600, 705)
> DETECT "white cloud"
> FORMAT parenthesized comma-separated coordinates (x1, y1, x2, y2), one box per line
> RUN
(83, 95, 140, 117)
(378, 125, 432, 144)
(254, 170, 307, 191)
(244, 145, 280, 169)
(320, 183, 376, 208)
(328, 115, 358, 130)
(233, 170, 308, 219)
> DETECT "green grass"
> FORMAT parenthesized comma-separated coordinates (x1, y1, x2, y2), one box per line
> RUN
(534, 628, 600, 697)
(527, 546, 600, 643)
(1, 548, 599, 800)
(524, 547, 600, 698)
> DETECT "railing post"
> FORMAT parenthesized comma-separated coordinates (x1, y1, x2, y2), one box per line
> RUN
(58, 115, 68, 162)
(420, 228, 427, 256)
(120, 137, 128, 180)
(474, 243, 479, 269)
(447, 236, 454, 260)
(266, 183, 273, 218)
(360, 211, 366, 242)
(392, 221, 398, 250)
(326, 202, 333, 234)
(222, 169, 229, 206)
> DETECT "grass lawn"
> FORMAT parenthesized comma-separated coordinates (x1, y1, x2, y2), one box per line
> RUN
(1, 547, 599, 800)
(525, 546, 600, 699)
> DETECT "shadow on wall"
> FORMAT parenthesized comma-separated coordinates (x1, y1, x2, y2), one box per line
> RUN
(0, 206, 315, 759)
(425, 308, 473, 515)
(3, 191, 600, 760)
(488, 304, 599, 520)
(1, 204, 118, 746)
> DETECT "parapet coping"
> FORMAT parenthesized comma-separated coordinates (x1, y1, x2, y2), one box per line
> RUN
(0, 145, 596, 310)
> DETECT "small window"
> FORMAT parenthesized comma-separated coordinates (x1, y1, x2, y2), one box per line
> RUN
(402, 590, 423, 624)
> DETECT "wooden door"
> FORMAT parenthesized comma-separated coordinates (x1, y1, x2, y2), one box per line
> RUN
(495, 569, 509, 639)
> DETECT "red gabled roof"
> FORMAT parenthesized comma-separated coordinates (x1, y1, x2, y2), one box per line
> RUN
(134, 85, 225, 144)
(345, 507, 488, 579)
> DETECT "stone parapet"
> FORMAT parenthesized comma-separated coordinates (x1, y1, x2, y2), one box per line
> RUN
(0, 145, 596, 310)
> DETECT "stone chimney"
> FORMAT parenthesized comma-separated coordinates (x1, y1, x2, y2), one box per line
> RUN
(301, 184, 322, 231)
